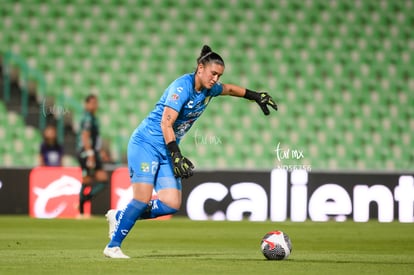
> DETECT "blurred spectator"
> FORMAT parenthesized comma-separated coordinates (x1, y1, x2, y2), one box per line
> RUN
(39, 125, 63, 166)
(76, 94, 108, 216)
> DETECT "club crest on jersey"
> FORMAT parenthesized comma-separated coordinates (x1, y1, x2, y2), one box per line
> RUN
(140, 162, 150, 173)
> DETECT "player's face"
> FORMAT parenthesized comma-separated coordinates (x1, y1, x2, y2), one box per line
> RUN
(198, 62, 224, 89)
(44, 127, 57, 145)
(86, 98, 98, 113)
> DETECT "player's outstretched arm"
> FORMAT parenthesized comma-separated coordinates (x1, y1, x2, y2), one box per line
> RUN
(221, 84, 278, 115)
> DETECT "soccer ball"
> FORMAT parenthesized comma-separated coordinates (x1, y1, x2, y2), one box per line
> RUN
(260, 230, 292, 260)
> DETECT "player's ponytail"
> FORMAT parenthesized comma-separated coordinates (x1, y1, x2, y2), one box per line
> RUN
(196, 45, 225, 69)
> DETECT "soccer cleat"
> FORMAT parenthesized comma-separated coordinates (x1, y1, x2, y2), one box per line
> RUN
(103, 246, 130, 259)
(105, 209, 118, 239)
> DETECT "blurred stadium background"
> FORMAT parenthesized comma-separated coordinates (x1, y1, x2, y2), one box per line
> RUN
(0, 0, 413, 171)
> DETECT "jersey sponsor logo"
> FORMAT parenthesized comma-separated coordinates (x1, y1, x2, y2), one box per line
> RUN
(187, 99, 203, 109)
(175, 121, 194, 139)
(187, 110, 204, 118)
(186, 100, 194, 108)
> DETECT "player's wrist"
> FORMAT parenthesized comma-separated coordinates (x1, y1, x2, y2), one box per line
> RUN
(167, 141, 181, 155)
(244, 89, 260, 101)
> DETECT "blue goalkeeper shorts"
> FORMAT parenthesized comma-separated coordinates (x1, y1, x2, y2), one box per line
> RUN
(127, 129, 182, 191)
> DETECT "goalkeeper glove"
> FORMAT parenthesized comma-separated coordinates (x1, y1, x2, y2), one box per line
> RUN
(167, 141, 195, 179)
(244, 89, 278, 115)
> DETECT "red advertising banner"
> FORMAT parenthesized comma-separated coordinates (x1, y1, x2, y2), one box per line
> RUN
(110, 167, 131, 210)
(110, 167, 171, 220)
(29, 167, 89, 218)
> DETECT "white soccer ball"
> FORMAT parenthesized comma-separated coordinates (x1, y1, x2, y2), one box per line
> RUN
(260, 230, 292, 260)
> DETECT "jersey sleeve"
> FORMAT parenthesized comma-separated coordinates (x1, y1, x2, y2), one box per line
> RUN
(163, 79, 191, 113)
(209, 82, 224, 97)
(81, 113, 92, 132)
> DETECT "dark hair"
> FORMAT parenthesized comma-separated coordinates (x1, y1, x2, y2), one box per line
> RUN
(85, 94, 97, 103)
(196, 45, 225, 68)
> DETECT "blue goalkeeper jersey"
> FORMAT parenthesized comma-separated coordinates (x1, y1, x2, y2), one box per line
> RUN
(132, 72, 223, 148)
(131, 73, 223, 147)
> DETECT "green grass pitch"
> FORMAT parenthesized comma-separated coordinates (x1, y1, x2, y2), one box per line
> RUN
(0, 216, 413, 275)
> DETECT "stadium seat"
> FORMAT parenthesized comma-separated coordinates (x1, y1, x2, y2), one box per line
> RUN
(1, 0, 412, 170)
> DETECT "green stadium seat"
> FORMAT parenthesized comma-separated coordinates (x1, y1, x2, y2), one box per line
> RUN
(2, 0, 413, 170)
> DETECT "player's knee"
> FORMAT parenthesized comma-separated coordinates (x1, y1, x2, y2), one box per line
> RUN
(132, 183, 153, 204)
(132, 189, 152, 204)
(157, 190, 181, 210)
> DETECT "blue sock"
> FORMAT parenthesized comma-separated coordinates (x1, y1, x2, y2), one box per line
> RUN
(108, 199, 148, 248)
(140, 199, 178, 219)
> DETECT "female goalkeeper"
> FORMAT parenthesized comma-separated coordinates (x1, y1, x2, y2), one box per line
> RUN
(104, 45, 278, 258)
